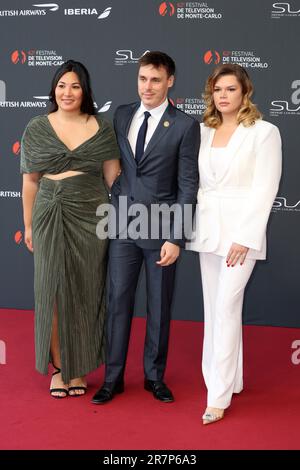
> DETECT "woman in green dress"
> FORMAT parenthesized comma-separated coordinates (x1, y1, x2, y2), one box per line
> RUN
(21, 60, 120, 398)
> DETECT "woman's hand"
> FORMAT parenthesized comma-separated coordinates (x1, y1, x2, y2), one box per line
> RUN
(22, 172, 39, 252)
(226, 243, 249, 267)
(24, 226, 33, 252)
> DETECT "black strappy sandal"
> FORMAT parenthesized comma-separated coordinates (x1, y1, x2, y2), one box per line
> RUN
(50, 365, 69, 399)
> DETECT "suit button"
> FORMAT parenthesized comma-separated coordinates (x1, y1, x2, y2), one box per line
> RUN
(136, 169, 141, 177)
(130, 196, 134, 201)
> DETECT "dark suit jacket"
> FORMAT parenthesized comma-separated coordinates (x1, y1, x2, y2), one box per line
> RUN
(111, 101, 200, 249)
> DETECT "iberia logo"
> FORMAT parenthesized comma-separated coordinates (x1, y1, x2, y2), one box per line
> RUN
(12, 141, 21, 155)
(14, 231, 23, 245)
(159, 2, 175, 16)
(204, 50, 221, 65)
(11, 50, 27, 64)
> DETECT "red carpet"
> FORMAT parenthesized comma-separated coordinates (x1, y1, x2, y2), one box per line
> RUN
(0, 309, 299, 450)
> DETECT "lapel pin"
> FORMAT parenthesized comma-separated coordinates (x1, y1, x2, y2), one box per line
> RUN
(163, 120, 170, 127)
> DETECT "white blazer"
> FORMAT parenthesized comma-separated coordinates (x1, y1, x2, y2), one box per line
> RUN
(187, 120, 282, 260)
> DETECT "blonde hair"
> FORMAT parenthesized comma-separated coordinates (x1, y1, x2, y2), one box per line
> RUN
(203, 64, 262, 128)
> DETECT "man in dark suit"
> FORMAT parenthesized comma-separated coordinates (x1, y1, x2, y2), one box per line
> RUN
(92, 51, 200, 404)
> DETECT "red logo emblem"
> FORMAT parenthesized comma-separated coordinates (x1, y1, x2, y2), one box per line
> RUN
(14, 231, 23, 245)
(11, 50, 27, 64)
(159, 2, 175, 16)
(12, 141, 21, 155)
(203, 50, 221, 65)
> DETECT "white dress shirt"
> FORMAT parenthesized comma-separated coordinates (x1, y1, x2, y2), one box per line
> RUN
(128, 98, 169, 157)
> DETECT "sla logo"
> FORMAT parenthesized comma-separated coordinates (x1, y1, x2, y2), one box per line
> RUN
(271, 2, 300, 17)
(14, 230, 23, 244)
(64, 6, 112, 19)
(12, 141, 21, 155)
(0, 80, 6, 102)
(159, 2, 175, 16)
(272, 197, 300, 212)
(270, 80, 300, 116)
(204, 50, 220, 64)
(11, 50, 27, 64)
(115, 49, 150, 65)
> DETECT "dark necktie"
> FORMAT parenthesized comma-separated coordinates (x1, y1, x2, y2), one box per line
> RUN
(135, 111, 151, 164)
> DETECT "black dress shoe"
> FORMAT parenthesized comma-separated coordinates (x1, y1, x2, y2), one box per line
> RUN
(91, 381, 124, 405)
(144, 379, 174, 403)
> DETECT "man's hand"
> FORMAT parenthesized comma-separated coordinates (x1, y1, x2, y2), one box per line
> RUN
(156, 241, 180, 266)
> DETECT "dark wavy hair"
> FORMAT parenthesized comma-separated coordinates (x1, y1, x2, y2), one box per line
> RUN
(48, 59, 96, 115)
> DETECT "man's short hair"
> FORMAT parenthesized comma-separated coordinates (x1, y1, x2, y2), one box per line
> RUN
(138, 51, 175, 77)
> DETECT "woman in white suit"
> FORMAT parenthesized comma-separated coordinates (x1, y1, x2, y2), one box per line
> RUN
(187, 64, 282, 424)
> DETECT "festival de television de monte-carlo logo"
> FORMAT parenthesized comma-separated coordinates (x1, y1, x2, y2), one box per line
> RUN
(158, 2, 223, 20)
(10, 49, 64, 67)
(203, 50, 269, 69)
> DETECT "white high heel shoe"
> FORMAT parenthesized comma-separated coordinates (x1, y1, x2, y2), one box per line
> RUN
(202, 408, 224, 425)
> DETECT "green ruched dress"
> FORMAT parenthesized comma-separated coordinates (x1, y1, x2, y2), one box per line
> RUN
(21, 114, 120, 382)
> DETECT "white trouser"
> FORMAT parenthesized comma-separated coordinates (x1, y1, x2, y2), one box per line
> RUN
(200, 252, 256, 409)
